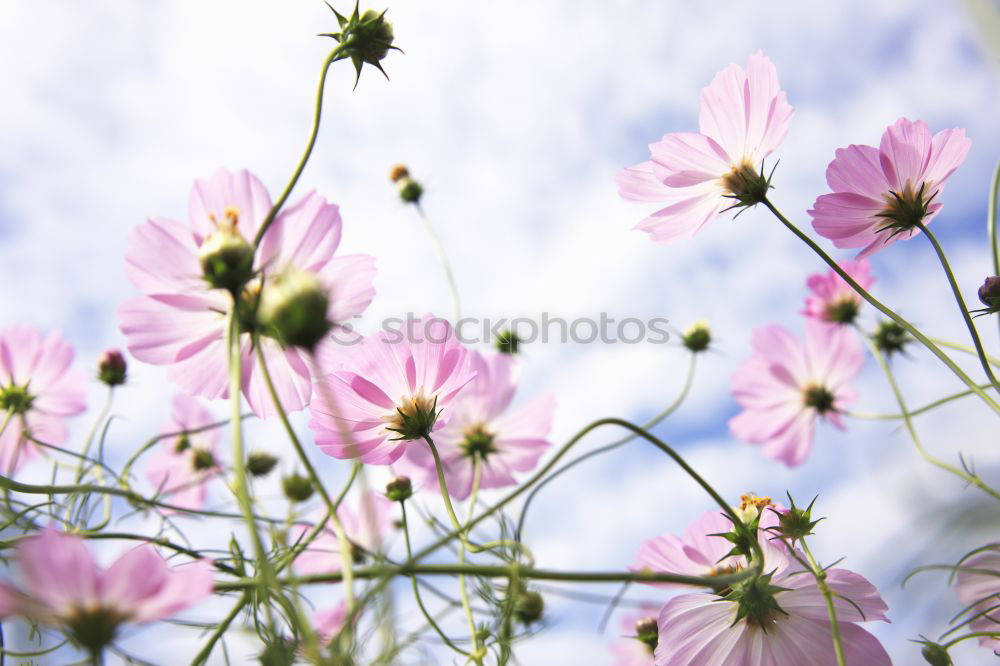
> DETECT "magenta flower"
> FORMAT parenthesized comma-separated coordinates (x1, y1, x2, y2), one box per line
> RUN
(954, 545, 1000, 653)
(308, 315, 476, 465)
(118, 168, 376, 418)
(802, 259, 875, 326)
(809, 117, 971, 258)
(144, 394, 221, 512)
(729, 320, 863, 466)
(0, 529, 213, 655)
(640, 508, 889, 666)
(292, 491, 395, 576)
(610, 610, 660, 666)
(398, 351, 554, 499)
(314, 601, 349, 645)
(617, 51, 793, 243)
(0, 326, 86, 475)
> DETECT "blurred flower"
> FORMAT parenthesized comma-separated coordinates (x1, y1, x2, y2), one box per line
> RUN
(144, 394, 220, 513)
(809, 117, 970, 258)
(0, 529, 213, 656)
(610, 611, 659, 666)
(308, 314, 475, 464)
(96, 349, 128, 387)
(729, 321, 863, 466)
(646, 512, 889, 665)
(954, 545, 1000, 654)
(398, 351, 554, 500)
(802, 259, 875, 326)
(292, 491, 394, 576)
(872, 320, 911, 356)
(118, 168, 376, 418)
(617, 51, 793, 243)
(0, 325, 86, 475)
(314, 601, 349, 646)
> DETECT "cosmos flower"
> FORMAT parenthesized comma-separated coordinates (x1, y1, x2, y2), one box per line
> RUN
(809, 117, 971, 258)
(118, 168, 376, 418)
(954, 545, 1000, 654)
(398, 351, 554, 500)
(637, 503, 890, 666)
(617, 51, 793, 243)
(292, 492, 395, 576)
(308, 315, 476, 465)
(729, 320, 863, 466)
(0, 325, 86, 475)
(802, 259, 875, 326)
(144, 394, 221, 512)
(610, 611, 659, 666)
(314, 601, 349, 645)
(0, 529, 213, 656)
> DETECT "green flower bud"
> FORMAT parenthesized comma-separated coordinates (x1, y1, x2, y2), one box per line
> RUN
(97, 349, 127, 387)
(322, 2, 399, 86)
(282, 473, 315, 503)
(920, 642, 953, 666)
(681, 321, 711, 353)
(246, 452, 279, 477)
(769, 493, 823, 544)
(198, 212, 254, 294)
(873, 320, 911, 356)
(513, 589, 544, 625)
(389, 164, 423, 204)
(495, 329, 520, 355)
(192, 448, 216, 471)
(257, 268, 332, 350)
(635, 616, 658, 651)
(385, 475, 413, 502)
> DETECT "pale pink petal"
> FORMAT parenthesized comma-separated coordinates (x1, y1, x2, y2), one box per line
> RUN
(100, 546, 170, 616)
(924, 127, 971, 186)
(879, 118, 933, 190)
(321, 254, 377, 324)
(187, 168, 272, 242)
(18, 530, 100, 615)
(616, 161, 672, 202)
(128, 558, 214, 623)
(124, 217, 204, 294)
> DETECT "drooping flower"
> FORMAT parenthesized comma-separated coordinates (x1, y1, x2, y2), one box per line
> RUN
(144, 394, 221, 512)
(617, 51, 793, 243)
(0, 326, 86, 475)
(292, 492, 395, 576)
(954, 545, 1000, 654)
(610, 611, 660, 666)
(802, 259, 875, 326)
(398, 351, 554, 500)
(308, 315, 476, 465)
(809, 117, 971, 258)
(729, 320, 863, 466)
(639, 507, 890, 665)
(118, 168, 376, 418)
(0, 529, 213, 656)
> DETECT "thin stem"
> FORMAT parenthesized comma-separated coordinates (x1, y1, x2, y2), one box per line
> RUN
(189, 593, 248, 666)
(459, 457, 485, 664)
(74, 386, 114, 483)
(762, 196, 1000, 414)
(931, 337, 1000, 368)
(858, 325, 1000, 501)
(916, 221, 1000, 393)
(421, 434, 465, 535)
(801, 539, 846, 666)
(252, 46, 346, 249)
(990, 159, 1000, 341)
(846, 384, 989, 420)
(415, 203, 461, 321)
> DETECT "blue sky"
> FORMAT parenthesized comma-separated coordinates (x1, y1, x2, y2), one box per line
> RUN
(1, 0, 1000, 663)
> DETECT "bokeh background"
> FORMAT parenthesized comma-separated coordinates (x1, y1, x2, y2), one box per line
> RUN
(2, 0, 1000, 663)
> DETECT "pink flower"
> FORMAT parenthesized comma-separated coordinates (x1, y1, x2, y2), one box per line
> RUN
(802, 259, 875, 326)
(641, 509, 890, 666)
(0, 529, 213, 655)
(809, 117, 971, 258)
(729, 320, 863, 466)
(617, 51, 793, 243)
(398, 351, 554, 500)
(0, 326, 86, 474)
(144, 394, 221, 512)
(118, 168, 376, 418)
(314, 602, 349, 645)
(954, 545, 1000, 654)
(308, 315, 476, 465)
(610, 610, 660, 666)
(292, 492, 395, 576)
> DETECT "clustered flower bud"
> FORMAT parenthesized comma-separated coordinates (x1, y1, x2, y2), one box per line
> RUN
(246, 452, 279, 477)
(97, 349, 127, 387)
(389, 164, 423, 204)
(257, 268, 332, 350)
(681, 321, 712, 353)
(282, 473, 315, 503)
(385, 475, 413, 502)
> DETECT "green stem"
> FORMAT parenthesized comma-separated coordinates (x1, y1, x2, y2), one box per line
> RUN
(916, 221, 1000, 394)
(801, 539, 846, 666)
(990, 159, 1000, 341)
(762, 196, 1000, 414)
(858, 326, 1000, 501)
(415, 203, 461, 321)
(421, 434, 466, 536)
(846, 385, 989, 420)
(252, 45, 347, 249)
(931, 337, 1000, 368)
(189, 593, 248, 666)
(74, 387, 114, 483)
(459, 457, 485, 664)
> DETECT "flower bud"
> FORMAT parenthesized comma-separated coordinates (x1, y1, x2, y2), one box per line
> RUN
(920, 642, 952, 666)
(978, 276, 1000, 313)
(322, 3, 398, 85)
(389, 164, 423, 204)
(283, 473, 315, 503)
(198, 215, 254, 293)
(495, 329, 520, 355)
(246, 452, 278, 477)
(257, 268, 332, 350)
(681, 321, 712, 353)
(513, 589, 544, 625)
(873, 320, 910, 356)
(385, 475, 413, 502)
(97, 349, 127, 387)
(770, 494, 822, 544)
(191, 448, 216, 472)
(635, 616, 658, 651)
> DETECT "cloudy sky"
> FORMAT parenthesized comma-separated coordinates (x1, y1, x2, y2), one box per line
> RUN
(2, 0, 1000, 663)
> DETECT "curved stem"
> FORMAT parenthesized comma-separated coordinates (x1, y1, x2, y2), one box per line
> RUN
(800, 539, 845, 666)
(916, 221, 1000, 394)
(252, 45, 347, 249)
(931, 337, 1000, 368)
(846, 385, 989, 420)
(74, 386, 114, 483)
(189, 593, 248, 666)
(415, 203, 461, 321)
(762, 196, 1000, 414)
(421, 434, 466, 535)
(459, 457, 485, 664)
